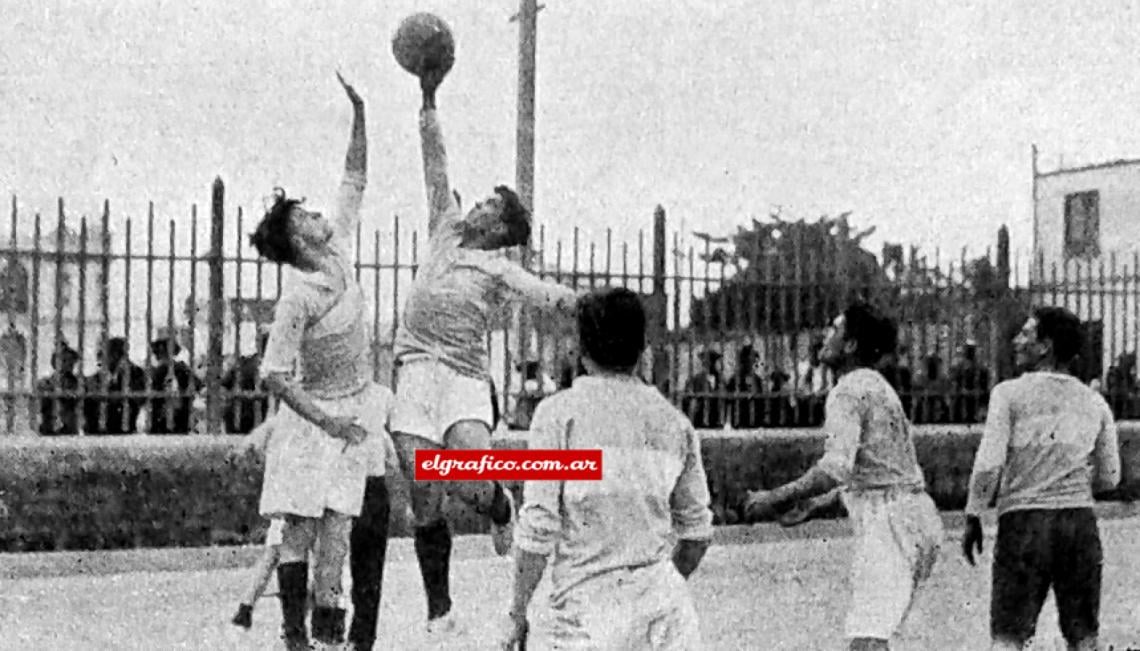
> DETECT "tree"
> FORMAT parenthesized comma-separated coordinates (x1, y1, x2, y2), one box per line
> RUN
(687, 212, 890, 334)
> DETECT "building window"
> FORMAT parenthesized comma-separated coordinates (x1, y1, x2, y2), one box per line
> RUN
(1064, 190, 1100, 259)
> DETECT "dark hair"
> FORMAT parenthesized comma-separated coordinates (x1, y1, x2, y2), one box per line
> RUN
(494, 185, 531, 247)
(1033, 306, 1083, 364)
(577, 287, 646, 372)
(51, 344, 79, 369)
(250, 189, 302, 266)
(102, 337, 128, 362)
(842, 301, 898, 366)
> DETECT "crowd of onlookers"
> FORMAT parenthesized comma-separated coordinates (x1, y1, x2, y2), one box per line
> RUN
(23, 329, 1140, 435)
(34, 329, 269, 436)
(678, 337, 994, 429)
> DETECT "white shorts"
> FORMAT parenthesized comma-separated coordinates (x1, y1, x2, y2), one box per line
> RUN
(390, 358, 494, 446)
(258, 382, 393, 519)
(548, 561, 703, 650)
(842, 489, 943, 640)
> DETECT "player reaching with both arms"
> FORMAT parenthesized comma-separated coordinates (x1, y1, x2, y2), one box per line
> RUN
(389, 56, 581, 635)
(743, 302, 943, 651)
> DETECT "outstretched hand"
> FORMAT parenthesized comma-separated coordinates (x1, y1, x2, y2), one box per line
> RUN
(420, 66, 447, 109)
(336, 71, 363, 107)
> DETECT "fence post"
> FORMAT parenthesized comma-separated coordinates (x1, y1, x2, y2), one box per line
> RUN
(651, 205, 669, 393)
(205, 177, 226, 434)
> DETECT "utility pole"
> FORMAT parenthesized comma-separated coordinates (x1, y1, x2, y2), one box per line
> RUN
(512, 0, 542, 215)
(509, 0, 544, 424)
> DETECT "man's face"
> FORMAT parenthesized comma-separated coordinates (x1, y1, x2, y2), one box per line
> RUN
(463, 195, 509, 250)
(1013, 317, 1047, 370)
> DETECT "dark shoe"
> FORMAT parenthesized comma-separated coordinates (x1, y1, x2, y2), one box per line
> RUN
(231, 603, 253, 629)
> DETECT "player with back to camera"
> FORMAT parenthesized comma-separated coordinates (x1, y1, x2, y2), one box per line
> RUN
(498, 287, 715, 650)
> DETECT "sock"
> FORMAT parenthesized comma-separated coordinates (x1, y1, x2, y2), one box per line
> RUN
(311, 606, 347, 644)
(413, 519, 453, 620)
(276, 561, 309, 641)
(489, 482, 512, 526)
(349, 477, 390, 648)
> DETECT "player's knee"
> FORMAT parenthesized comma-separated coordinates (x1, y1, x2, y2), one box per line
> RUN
(443, 419, 492, 450)
(409, 484, 446, 525)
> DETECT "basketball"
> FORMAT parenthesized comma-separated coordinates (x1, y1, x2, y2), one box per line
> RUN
(392, 13, 456, 78)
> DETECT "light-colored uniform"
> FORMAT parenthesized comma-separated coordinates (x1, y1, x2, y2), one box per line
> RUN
(966, 371, 1120, 516)
(390, 108, 575, 444)
(258, 169, 394, 519)
(815, 368, 943, 640)
(515, 375, 715, 650)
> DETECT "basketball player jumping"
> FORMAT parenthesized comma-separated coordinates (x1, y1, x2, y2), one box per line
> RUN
(389, 65, 579, 635)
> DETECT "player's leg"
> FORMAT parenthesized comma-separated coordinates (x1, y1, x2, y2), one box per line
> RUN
(311, 510, 353, 648)
(442, 419, 515, 556)
(1051, 508, 1102, 651)
(392, 431, 454, 626)
(845, 491, 944, 650)
(348, 476, 391, 651)
(277, 516, 318, 650)
(232, 543, 280, 629)
(990, 510, 1053, 649)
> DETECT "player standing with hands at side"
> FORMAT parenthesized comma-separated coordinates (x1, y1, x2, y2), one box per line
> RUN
(963, 306, 1119, 651)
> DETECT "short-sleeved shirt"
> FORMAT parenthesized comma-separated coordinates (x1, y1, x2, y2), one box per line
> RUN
(815, 368, 927, 494)
(260, 171, 374, 398)
(966, 372, 1121, 516)
(514, 375, 714, 605)
(393, 109, 575, 381)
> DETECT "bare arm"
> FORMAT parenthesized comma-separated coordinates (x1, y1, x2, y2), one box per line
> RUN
(332, 72, 367, 242)
(419, 69, 460, 236)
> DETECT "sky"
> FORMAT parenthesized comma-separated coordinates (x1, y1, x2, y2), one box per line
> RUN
(4, 0, 1140, 266)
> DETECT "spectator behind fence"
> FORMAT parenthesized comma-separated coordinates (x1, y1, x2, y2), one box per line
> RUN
(914, 354, 951, 424)
(682, 350, 724, 429)
(727, 345, 765, 428)
(221, 329, 271, 434)
(37, 343, 81, 436)
(147, 328, 200, 434)
(509, 360, 557, 430)
(83, 337, 147, 435)
(1104, 351, 1137, 418)
(767, 364, 793, 427)
(794, 336, 831, 426)
(950, 339, 991, 423)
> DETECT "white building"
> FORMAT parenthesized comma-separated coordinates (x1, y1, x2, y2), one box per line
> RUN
(1032, 151, 1140, 374)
